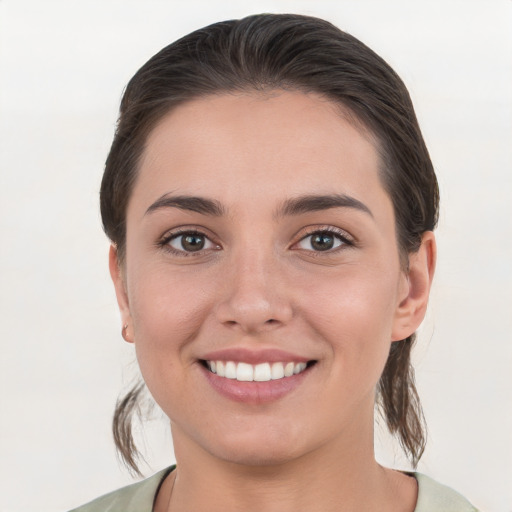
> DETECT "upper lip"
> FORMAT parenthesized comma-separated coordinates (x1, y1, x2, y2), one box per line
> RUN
(200, 347, 312, 365)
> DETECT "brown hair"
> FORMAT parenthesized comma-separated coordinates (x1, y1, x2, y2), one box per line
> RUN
(102, 13, 439, 475)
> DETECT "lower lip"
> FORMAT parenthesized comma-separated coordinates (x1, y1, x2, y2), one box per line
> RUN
(200, 363, 312, 404)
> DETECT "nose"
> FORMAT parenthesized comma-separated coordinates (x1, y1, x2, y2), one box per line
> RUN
(215, 248, 293, 334)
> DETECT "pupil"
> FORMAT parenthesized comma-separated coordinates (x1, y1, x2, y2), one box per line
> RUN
(182, 234, 205, 251)
(311, 233, 334, 251)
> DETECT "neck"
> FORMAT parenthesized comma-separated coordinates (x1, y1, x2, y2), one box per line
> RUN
(158, 412, 416, 512)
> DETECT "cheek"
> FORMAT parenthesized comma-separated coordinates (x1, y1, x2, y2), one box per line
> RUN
(127, 263, 215, 376)
(295, 265, 399, 376)
(299, 262, 399, 328)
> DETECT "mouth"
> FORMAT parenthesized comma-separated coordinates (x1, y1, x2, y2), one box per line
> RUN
(200, 359, 316, 382)
(198, 348, 317, 403)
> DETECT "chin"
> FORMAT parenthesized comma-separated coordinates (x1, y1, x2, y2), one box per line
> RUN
(199, 421, 316, 467)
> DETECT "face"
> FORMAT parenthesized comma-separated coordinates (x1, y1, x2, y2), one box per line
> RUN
(112, 91, 428, 466)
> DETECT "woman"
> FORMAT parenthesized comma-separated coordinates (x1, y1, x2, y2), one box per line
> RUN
(71, 13, 477, 512)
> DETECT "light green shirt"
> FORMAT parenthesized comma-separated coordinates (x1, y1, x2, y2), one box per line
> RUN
(68, 466, 479, 512)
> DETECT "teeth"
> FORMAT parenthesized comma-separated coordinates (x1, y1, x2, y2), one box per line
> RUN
(254, 363, 271, 382)
(225, 361, 237, 379)
(294, 362, 307, 374)
(206, 360, 309, 381)
(236, 362, 254, 381)
(271, 362, 284, 380)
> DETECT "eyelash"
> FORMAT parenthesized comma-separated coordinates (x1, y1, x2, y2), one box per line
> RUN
(158, 228, 220, 257)
(158, 226, 354, 257)
(294, 226, 354, 255)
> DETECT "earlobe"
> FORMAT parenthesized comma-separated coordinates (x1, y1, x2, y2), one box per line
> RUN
(109, 245, 134, 343)
(391, 232, 437, 342)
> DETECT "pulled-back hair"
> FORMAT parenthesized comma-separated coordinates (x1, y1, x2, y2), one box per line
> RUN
(101, 13, 439, 475)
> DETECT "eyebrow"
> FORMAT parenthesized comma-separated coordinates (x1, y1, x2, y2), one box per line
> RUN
(145, 193, 372, 219)
(145, 194, 226, 216)
(275, 194, 373, 219)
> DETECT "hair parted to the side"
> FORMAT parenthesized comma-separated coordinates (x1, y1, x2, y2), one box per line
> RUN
(102, 13, 439, 474)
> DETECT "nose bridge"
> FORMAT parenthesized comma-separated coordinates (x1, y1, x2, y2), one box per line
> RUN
(216, 238, 292, 332)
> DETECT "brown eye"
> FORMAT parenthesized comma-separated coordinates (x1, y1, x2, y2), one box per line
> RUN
(168, 232, 216, 253)
(310, 233, 335, 251)
(296, 230, 346, 252)
(181, 234, 205, 251)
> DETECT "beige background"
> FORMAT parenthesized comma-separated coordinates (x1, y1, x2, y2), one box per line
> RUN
(1, 1, 511, 511)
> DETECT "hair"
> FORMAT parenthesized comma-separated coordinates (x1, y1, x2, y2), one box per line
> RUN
(102, 13, 439, 475)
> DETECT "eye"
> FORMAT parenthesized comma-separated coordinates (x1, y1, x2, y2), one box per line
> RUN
(166, 231, 218, 254)
(295, 229, 350, 252)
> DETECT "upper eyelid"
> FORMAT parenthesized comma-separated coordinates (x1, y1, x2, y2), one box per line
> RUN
(294, 225, 354, 243)
(160, 226, 217, 243)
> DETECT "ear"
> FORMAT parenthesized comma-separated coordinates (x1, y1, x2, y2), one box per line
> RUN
(391, 231, 437, 342)
(109, 245, 133, 343)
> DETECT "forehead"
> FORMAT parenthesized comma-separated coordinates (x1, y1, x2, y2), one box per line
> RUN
(132, 90, 386, 216)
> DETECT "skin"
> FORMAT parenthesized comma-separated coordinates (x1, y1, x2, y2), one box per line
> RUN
(110, 91, 436, 512)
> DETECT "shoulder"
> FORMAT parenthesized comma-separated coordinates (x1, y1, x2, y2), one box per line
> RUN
(414, 473, 479, 512)
(68, 467, 174, 512)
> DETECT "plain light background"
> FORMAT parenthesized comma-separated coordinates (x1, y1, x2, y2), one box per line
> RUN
(1, 1, 511, 511)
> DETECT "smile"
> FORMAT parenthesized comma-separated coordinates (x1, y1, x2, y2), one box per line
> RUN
(205, 360, 309, 382)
